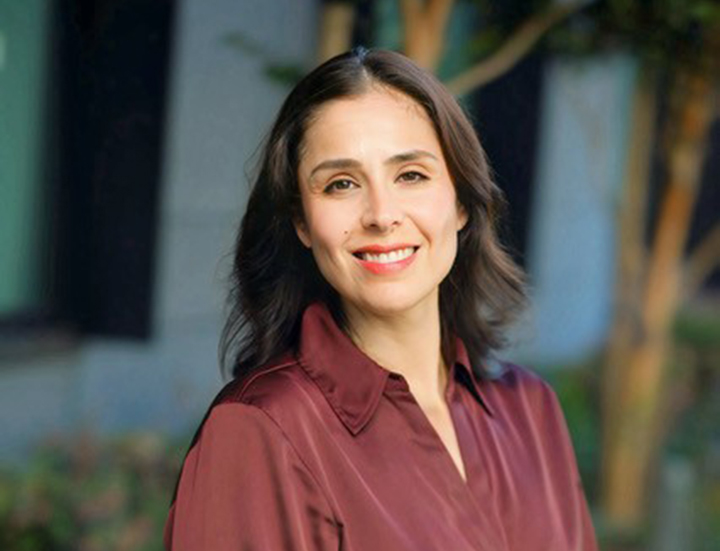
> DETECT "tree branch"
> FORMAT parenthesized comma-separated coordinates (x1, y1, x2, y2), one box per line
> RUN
(317, 2, 356, 63)
(683, 222, 720, 300)
(400, 0, 455, 71)
(444, 0, 592, 96)
(426, 0, 455, 34)
(399, 0, 422, 28)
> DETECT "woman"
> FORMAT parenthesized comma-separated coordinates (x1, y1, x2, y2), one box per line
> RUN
(164, 47, 598, 550)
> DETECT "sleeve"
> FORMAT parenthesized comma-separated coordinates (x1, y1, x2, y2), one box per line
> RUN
(539, 381, 599, 551)
(164, 402, 340, 551)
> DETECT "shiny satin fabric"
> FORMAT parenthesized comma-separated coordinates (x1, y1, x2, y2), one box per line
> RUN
(165, 302, 598, 550)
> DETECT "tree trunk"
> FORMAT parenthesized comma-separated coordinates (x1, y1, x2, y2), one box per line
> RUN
(400, 0, 454, 71)
(599, 66, 658, 532)
(600, 68, 717, 532)
(316, 2, 356, 64)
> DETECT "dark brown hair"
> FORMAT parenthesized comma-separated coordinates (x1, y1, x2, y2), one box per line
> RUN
(220, 47, 528, 380)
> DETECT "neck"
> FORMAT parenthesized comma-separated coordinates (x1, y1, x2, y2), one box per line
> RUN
(343, 297, 448, 408)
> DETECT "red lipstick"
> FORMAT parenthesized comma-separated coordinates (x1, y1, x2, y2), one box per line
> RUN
(352, 244, 419, 275)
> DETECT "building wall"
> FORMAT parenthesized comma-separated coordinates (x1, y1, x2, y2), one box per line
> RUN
(0, 0, 51, 314)
(0, 0, 318, 462)
(510, 55, 637, 366)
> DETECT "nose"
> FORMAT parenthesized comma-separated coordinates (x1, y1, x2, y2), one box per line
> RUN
(360, 182, 404, 232)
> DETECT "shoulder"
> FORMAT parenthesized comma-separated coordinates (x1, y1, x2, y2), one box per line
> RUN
(482, 360, 580, 460)
(482, 359, 563, 418)
(169, 353, 326, 496)
(492, 360, 555, 394)
(195, 352, 322, 444)
(213, 352, 307, 407)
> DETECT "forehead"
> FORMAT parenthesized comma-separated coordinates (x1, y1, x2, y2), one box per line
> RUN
(299, 87, 440, 162)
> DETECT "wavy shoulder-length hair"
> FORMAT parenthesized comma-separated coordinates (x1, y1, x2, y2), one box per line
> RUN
(220, 47, 528, 380)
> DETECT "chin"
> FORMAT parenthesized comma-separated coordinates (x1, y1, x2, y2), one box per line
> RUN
(344, 288, 438, 318)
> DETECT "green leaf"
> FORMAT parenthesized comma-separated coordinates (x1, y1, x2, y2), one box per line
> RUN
(220, 31, 265, 56)
(263, 63, 307, 87)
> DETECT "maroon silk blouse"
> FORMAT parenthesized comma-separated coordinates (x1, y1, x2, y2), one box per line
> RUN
(165, 303, 598, 550)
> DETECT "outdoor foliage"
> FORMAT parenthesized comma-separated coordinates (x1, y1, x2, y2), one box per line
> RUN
(0, 433, 185, 551)
(548, 305, 720, 550)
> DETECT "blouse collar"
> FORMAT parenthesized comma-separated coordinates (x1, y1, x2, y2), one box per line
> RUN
(297, 302, 495, 436)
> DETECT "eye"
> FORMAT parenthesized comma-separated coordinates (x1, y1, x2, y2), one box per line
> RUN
(398, 171, 428, 184)
(324, 178, 357, 194)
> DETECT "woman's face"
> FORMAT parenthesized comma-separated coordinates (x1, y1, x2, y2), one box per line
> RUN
(295, 86, 467, 320)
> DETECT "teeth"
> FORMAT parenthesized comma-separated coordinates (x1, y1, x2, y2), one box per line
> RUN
(359, 247, 415, 263)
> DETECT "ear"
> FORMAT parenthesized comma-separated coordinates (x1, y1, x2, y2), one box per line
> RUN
(456, 202, 469, 232)
(293, 217, 312, 248)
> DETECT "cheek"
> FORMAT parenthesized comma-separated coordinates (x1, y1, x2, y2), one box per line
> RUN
(304, 206, 352, 254)
(415, 191, 462, 237)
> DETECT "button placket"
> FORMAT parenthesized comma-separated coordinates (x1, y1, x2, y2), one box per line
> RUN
(447, 366, 511, 551)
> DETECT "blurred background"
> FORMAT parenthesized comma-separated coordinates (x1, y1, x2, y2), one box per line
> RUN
(0, 0, 718, 549)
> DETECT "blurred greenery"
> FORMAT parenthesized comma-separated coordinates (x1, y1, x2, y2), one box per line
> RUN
(543, 0, 720, 74)
(0, 433, 185, 551)
(221, 31, 308, 87)
(545, 302, 720, 550)
(543, 354, 603, 504)
(665, 306, 720, 551)
(221, 0, 720, 97)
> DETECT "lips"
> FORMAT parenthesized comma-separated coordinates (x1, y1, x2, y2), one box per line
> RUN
(352, 244, 419, 274)
(353, 243, 419, 260)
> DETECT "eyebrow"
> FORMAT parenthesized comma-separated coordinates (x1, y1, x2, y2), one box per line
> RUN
(308, 149, 439, 180)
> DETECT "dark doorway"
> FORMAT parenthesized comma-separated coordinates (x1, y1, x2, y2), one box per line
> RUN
(52, 0, 176, 338)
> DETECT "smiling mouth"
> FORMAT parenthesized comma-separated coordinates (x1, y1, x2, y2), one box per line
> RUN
(352, 246, 419, 264)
